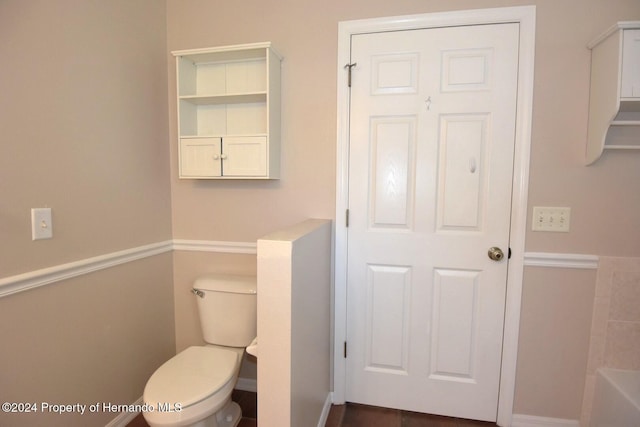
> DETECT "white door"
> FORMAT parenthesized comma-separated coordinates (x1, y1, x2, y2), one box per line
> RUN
(346, 23, 519, 421)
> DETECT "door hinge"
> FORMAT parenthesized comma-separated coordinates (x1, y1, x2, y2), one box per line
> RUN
(346, 209, 350, 227)
(345, 63, 357, 87)
(508, 247, 512, 259)
(344, 341, 347, 358)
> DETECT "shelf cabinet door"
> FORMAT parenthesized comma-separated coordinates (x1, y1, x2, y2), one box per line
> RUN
(173, 43, 281, 178)
(180, 138, 222, 178)
(222, 136, 267, 177)
(621, 29, 640, 99)
(586, 23, 640, 164)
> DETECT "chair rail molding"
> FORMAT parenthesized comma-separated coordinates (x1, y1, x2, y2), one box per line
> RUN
(0, 239, 262, 298)
(172, 239, 257, 254)
(0, 241, 173, 298)
(524, 252, 599, 269)
(1, 236, 598, 301)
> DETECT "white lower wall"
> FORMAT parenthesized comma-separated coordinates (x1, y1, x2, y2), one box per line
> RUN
(257, 219, 332, 427)
(0, 241, 602, 426)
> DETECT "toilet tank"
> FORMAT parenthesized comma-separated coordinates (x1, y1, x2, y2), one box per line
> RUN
(193, 274, 257, 348)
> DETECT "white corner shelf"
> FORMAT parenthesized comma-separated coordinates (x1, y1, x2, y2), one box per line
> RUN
(172, 42, 282, 179)
(586, 22, 640, 165)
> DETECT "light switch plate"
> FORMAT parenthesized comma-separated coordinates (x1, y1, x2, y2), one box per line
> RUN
(532, 206, 570, 232)
(31, 208, 53, 240)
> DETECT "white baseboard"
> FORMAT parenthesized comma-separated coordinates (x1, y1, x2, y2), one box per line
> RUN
(512, 414, 580, 427)
(235, 377, 257, 393)
(317, 393, 333, 427)
(104, 396, 143, 427)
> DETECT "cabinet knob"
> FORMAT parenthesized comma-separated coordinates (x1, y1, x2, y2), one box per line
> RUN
(220, 154, 228, 160)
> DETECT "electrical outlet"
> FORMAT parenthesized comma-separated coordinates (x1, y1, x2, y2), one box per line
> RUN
(532, 207, 570, 232)
(31, 208, 53, 240)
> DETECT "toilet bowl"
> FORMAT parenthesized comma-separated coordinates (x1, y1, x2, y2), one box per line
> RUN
(143, 346, 244, 427)
(142, 274, 257, 427)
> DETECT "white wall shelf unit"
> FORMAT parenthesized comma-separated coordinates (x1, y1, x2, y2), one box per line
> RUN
(173, 42, 282, 179)
(586, 22, 640, 165)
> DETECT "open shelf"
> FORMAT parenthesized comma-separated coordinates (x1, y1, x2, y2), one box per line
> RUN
(179, 92, 267, 106)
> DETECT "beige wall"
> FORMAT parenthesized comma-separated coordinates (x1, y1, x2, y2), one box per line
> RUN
(0, 255, 175, 427)
(0, 1, 174, 426)
(0, 0, 172, 276)
(515, 267, 597, 419)
(166, 0, 640, 421)
(165, 2, 640, 254)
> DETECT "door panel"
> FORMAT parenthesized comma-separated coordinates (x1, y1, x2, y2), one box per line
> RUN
(369, 116, 416, 229)
(436, 114, 488, 231)
(346, 23, 519, 421)
(431, 268, 480, 380)
(365, 264, 411, 373)
(180, 137, 222, 177)
(222, 136, 267, 177)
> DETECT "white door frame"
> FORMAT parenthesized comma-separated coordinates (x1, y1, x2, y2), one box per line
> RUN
(333, 6, 536, 426)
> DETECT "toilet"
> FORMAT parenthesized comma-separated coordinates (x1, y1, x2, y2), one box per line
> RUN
(143, 274, 257, 427)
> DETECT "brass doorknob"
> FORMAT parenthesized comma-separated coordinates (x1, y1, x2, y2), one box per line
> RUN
(488, 247, 504, 261)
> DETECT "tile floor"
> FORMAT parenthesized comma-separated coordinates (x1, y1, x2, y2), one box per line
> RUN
(128, 391, 497, 427)
(326, 403, 497, 427)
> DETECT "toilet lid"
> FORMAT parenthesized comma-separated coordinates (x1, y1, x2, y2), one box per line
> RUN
(144, 346, 238, 408)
